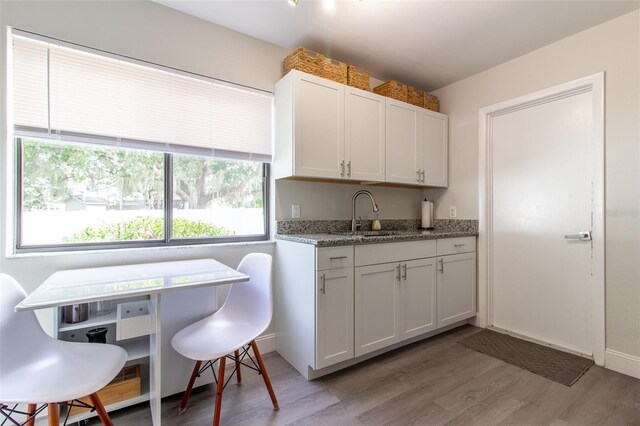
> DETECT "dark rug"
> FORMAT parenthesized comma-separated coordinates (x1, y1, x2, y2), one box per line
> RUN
(459, 329, 594, 386)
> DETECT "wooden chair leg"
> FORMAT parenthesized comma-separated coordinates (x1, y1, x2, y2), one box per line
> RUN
(179, 360, 203, 415)
(88, 393, 113, 426)
(47, 403, 59, 426)
(26, 404, 36, 426)
(234, 349, 242, 384)
(213, 357, 226, 426)
(250, 340, 279, 411)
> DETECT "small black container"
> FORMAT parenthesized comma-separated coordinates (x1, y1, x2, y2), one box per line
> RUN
(86, 327, 108, 343)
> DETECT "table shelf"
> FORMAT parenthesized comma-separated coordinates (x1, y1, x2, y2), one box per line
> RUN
(58, 310, 117, 332)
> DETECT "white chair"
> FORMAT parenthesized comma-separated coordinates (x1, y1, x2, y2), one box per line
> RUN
(171, 253, 278, 426)
(0, 274, 127, 426)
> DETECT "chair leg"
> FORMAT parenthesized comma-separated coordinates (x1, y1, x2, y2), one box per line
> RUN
(250, 340, 279, 411)
(26, 404, 36, 426)
(179, 360, 203, 415)
(88, 393, 113, 426)
(213, 357, 226, 426)
(234, 349, 242, 384)
(47, 403, 59, 426)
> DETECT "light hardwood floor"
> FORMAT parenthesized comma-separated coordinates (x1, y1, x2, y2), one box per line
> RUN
(96, 326, 640, 425)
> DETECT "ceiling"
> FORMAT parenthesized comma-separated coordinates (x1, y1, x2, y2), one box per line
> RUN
(153, 0, 640, 91)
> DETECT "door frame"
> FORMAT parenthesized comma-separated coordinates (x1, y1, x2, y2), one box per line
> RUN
(477, 73, 605, 365)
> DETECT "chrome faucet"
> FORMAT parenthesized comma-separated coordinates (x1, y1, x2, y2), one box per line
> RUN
(352, 190, 379, 232)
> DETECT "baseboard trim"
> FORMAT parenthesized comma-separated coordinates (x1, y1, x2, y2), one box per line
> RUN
(255, 332, 276, 354)
(605, 349, 640, 379)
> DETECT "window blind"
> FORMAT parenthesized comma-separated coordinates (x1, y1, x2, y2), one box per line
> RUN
(12, 34, 272, 161)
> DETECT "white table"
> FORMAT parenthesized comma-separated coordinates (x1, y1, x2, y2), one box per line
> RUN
(16, 259, 249, 426)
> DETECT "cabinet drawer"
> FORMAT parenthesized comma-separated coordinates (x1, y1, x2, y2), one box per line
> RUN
(317, 246, 354, 270)
(437, 237, 476, 256)
(355, 240, 436, 267)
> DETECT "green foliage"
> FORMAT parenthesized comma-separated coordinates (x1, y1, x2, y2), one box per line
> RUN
(21, 139, 264, 212)
(65, 217, 234, 242)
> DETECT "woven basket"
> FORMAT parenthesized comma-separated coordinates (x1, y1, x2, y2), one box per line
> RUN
(407, 86, 422, 107)
(373, 80, 408, 102)
(423, 92, 440, 112)
(347, 65, 370, 91)
(283, 47, 347, 84)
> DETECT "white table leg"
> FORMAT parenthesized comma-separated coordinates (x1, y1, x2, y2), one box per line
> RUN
(149, 293, 162, 425)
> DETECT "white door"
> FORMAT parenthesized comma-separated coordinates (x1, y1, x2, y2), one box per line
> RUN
(354, 263, 400, 356)
(490, 87, 598, 356)
(345, 87, 386, 181)
(294, 73, 344, 178)
(385, 99, 421, 185)
(316, 268, 354, 369)
(400, 258, 437, 340)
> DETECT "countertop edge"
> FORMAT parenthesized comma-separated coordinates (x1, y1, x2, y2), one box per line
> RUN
(275, 231, 478, 246)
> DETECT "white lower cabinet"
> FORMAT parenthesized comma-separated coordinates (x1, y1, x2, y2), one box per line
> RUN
(437, 252, 477, 328)
(275, 237, 475, 380)
(316, 267, 354, 369)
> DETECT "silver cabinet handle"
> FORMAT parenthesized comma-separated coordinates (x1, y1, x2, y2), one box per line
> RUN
(320, 273, 326, 294)
(439, 258, 444, 273)
(347, 161, 351, 177)
(454, 244, 465, 247)
(416, 170, 421, 182)
(420, 170, 425, 183)
(340, 161, 345, 177)
(402, 264, 407, 280)
(329, 256, 348, 260)
(396, 264, 401, 281)
(564, 231, 592, 241)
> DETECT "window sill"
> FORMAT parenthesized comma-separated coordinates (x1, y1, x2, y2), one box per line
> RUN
(6, 239, 275, 259)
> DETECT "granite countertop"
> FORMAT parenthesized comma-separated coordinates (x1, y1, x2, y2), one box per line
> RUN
(275, 229, 478, 246)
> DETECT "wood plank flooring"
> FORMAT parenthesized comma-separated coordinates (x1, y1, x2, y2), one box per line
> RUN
(95, 326, 640, 425)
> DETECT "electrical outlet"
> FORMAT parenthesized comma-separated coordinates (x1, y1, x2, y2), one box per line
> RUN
(449, 206, 457, 218)
(292, 204, 301, 219)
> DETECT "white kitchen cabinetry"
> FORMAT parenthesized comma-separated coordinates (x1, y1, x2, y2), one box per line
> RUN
(276, 237, 474, 380)
(385, 99, 421, 185)
(436, 237, 477, 327)
(385, 99, 449, 187)
(345, 86, 386, 181)
(274, 70, 385, 181)
(316, 267, 354, 369)
(354, 240, 437, 356)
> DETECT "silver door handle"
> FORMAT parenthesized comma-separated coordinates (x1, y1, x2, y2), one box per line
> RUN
(416, 170, 421, 182)
(347, 161, 351, 177)
(329, 256, 348, 260)
(402, 264, 407, 280)
(439, 258, 444, 273)
(340, 161, 345, 177)
(564, 231, 592, 241)
(420, 170, 425, 183)
(396, 265, 401, 281)
(320, 273, 326, 294)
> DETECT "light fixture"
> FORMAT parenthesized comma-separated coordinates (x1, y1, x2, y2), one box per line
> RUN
(288, 0, 299, 6)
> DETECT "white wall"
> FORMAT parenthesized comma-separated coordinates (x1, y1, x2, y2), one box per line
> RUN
(425, 11, 640, 358)
(275, 179, 423, 220)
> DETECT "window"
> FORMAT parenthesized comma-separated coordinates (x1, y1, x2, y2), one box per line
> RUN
(17, 138, 267, 249)
(11, 32, 271, 251)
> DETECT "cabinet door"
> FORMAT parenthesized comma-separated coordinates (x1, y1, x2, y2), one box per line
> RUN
(355, 263, 400, 357)
(294, 73, 344, 179)
(316, 267, 354, 369)
(344, 87, 386, 181)
(399, 258, 437, 340)
(437, 252, 477, 328)
(420, 110, 448, 187)
(385, 99, 422, 185)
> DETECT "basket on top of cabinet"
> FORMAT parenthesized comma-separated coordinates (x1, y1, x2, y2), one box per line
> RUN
(423, 93, 440, 112)
(347, 65, 370, 91)
(373, 80, 408, 102)
(283, 47, 348, 85)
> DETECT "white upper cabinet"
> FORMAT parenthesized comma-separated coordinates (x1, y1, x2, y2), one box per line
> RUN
(420, 109, 448, 187)
(385, 99, 422, 185)
(274, 70, 447, 187)
(345, 87, 386, 181)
